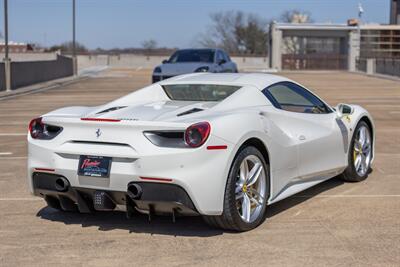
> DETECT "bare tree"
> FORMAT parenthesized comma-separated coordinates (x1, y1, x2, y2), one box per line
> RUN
(199, 11, 242, 54)
(199, 11, 269, 55)
(235, 14, 269, 55)
(141, 39, 157, 50)
(47, 41, 88, 53)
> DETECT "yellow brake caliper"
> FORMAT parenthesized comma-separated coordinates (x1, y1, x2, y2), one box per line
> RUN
(353, 148, 357, 162)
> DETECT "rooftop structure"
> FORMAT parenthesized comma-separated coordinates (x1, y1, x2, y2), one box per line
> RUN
(391, 0, 400, 24)
(0, 40, 34, 53)
(269, 22, 400, 71)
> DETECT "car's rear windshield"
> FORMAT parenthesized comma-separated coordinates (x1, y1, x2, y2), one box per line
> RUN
(168, 50, 214, 63)
(162, 84, 241, 101)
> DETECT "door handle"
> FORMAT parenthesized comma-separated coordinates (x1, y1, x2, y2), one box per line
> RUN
(299, 135, 306, 141)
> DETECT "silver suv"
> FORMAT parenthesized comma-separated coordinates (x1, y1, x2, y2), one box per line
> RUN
(152, 48, 238, 83)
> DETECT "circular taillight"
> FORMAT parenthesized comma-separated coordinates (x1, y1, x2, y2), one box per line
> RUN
(185, 122, 211, 148)
(29, 117, 44, 139)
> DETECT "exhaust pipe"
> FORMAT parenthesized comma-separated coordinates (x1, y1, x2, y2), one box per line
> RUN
(127, 183, 142, 200)
(55, 177, 69, 192)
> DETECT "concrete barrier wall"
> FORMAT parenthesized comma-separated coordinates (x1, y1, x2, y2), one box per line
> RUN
(231, 56, 269, 71)
(77, 54, 269, 71)
(10, 55, 73, 90)
(0, 52, 58, 62)
(109, 55, 167, 69)
(0, 63, 4, 91)
(77, 54, 109, 70)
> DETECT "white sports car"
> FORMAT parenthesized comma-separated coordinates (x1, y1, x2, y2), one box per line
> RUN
(28, 73, 375, 231)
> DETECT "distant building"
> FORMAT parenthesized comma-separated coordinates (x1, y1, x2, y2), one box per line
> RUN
(268, 23, 360, 71)
(269, 22, 400, 71)
(0, 39, 34, 53)
(391, 0, 400, 24)
(361, 24, 400, 58)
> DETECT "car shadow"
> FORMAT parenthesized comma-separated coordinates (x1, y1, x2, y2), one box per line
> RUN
(266, 177, 344, 218)
(37, 177, 346, 237)
(36, 207, 224, 237)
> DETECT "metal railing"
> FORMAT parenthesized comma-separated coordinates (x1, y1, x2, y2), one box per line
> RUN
(356, 58, 367, 72)
(282, 54, 348, 70)
(356, 57, 400, 78)
(375, 58, 400, 77)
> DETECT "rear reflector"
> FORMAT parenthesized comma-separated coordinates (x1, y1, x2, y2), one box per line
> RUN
(139, 176, 173, 182)
(81, 118, 121, 122)
(34, 168, 55, 172)
(207, 145, 228, 150)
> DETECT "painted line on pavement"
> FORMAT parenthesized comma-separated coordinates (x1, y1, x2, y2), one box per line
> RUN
(0, 152, 13, 155)
(0, 133, 26, 136)
(0, 122, 27, 126)
(0, 156, 27, 160)
(0, 198, 41, 201)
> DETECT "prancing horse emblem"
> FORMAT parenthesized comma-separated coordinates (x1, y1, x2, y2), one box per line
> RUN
(96, 128, 102, 138)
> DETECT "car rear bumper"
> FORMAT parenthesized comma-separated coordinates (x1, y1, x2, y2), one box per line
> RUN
(28, 133, 234, 215)
(32, 172, 199, 216)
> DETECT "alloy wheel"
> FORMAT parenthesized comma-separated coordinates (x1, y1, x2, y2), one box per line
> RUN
(353, 125, 372, 177)
(235, 155, 267, 223)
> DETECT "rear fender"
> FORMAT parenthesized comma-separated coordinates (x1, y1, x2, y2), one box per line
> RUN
(207, 110, 298, 203)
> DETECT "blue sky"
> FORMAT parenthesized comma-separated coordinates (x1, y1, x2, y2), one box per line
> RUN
(0, 0, 390, 49)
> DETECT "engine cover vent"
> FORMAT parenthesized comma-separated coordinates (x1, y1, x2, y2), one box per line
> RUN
(96, 106, 127, 114)
(177, 108, 204, 117)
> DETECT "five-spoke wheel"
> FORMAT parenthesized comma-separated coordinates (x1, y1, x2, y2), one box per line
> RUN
(353, 124, 372, 177)
(340, 120, 373, 182)
(235, 155, 267, 223)
(203, 146, 269, 231)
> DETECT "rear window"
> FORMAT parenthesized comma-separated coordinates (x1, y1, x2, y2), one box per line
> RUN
(162, 84, 241, 101)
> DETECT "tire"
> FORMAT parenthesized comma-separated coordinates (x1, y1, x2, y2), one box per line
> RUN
(340, 121, 372, 182)
(203, 146, 269, 231)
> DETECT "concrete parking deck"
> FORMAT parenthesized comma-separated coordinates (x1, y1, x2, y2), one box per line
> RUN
(0, 69, 399, 266)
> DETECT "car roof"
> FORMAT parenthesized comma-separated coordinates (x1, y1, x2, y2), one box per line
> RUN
(177, 48, 217, 51)
(159, 73, 290, 90)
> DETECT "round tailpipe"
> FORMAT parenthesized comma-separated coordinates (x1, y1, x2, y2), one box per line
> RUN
(55, 177, 69, 192)
(127, 183, 142, 200)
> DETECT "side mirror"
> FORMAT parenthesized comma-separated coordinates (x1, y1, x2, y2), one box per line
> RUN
(218, 59, 226, 65)
(162, 59, 169, 64)
(336, 103, 354, 117)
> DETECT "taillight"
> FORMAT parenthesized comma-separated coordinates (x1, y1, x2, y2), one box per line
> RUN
(29, 117, 62, 140)
(185, 122, 211, 148)
(29, 118, 44, 139)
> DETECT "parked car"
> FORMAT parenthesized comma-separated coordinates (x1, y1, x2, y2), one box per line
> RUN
(28, 73, 374, 231)
(152, 48, 238, 83)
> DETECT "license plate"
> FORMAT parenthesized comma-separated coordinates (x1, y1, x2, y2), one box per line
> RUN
(78, 155, 112, 178)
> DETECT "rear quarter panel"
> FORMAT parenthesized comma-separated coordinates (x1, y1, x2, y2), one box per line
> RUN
(207, 108, 299, 203)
